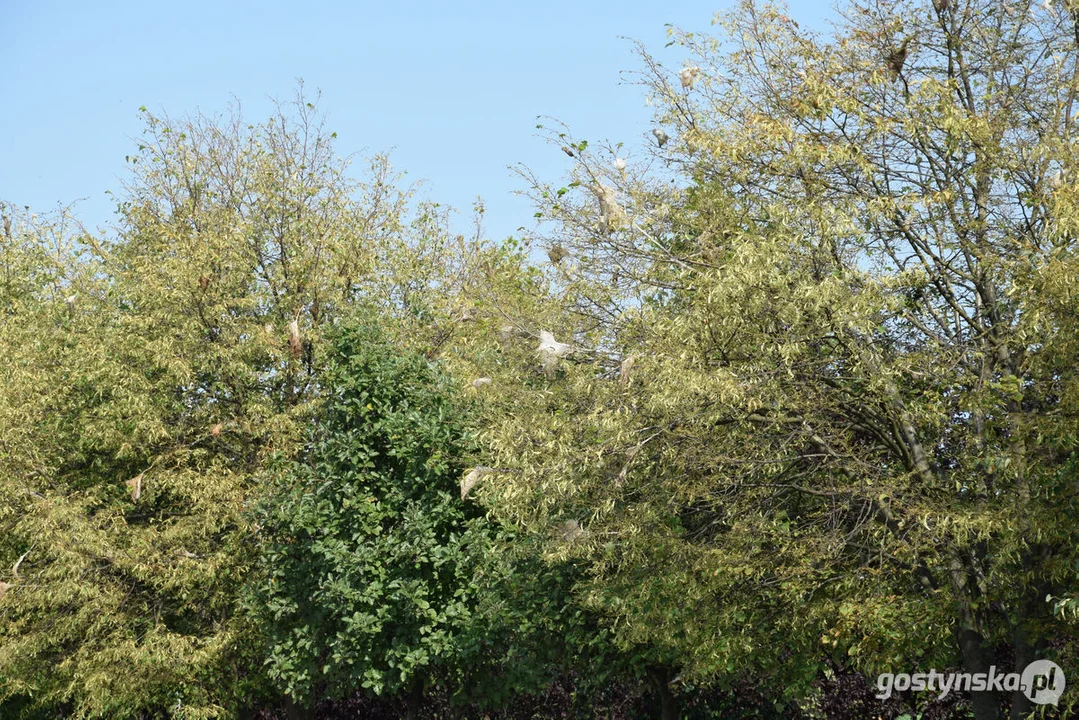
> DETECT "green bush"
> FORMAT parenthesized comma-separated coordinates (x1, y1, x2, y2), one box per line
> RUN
(248, 320, 494, 707)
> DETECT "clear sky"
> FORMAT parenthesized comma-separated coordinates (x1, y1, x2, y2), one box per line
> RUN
(1, 1, 836, 243)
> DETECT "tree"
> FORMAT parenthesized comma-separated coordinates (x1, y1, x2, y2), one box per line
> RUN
(247, 321, 489, 714)
(248, 318, 661, 717)
(0, 89, 488, 718)
(470, 1, 1079, 718)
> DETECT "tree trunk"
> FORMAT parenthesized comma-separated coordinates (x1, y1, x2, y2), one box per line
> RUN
(1010, 627, 1036, 720)
(1010, 565, 1049, 720)
(404, 677, 425, 720)
(958, 622, 999, 720)
(647, 667, 680, 720)
(283, 696, 313, 720)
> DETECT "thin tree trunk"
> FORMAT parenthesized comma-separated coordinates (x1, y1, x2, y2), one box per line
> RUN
(957, 619, 999, 720)
(284, 696, 313, 720)
(647, 667, 679, 720)
(404, 677, 425, 720)
(1010, 562, 1049, 720)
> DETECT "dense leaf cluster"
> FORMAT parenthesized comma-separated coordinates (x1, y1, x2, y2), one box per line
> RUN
(250, 323, 488, 701)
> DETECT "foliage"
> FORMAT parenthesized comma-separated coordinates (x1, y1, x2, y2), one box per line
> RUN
(248, 319, 661, 714)
(0, 91, 488, 718)
(7, 1, 1079, 717)
(467, 1, 1079, 718)
(248, 321, 488, 703)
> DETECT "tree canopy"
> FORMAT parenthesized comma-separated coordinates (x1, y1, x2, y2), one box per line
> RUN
(467, 1, 1079, 718)
(4, 2, 1079, 719)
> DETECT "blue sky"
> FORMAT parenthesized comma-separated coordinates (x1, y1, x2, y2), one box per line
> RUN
(1, 1, 835, 242)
